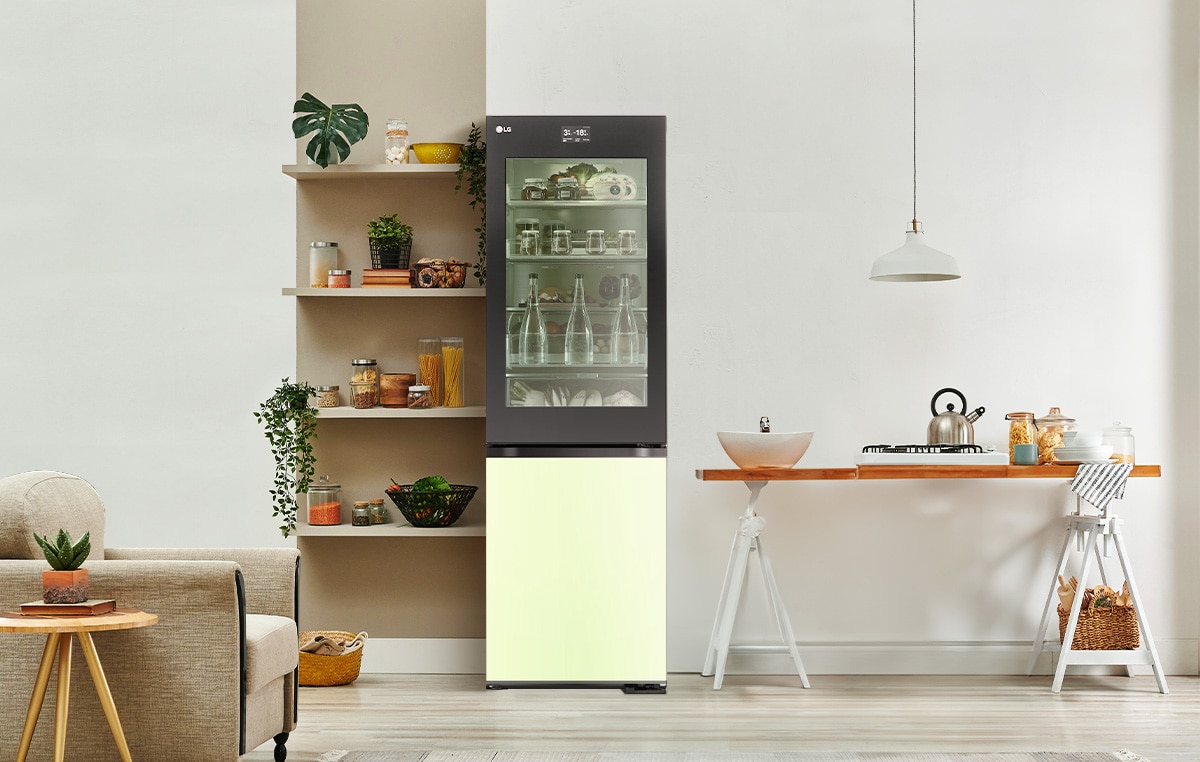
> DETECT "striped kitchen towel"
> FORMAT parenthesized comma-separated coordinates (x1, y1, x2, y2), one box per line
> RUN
(1070, 462, 1135, 511)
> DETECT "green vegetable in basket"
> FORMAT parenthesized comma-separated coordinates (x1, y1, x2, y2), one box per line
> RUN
(413, 475, 451, 493)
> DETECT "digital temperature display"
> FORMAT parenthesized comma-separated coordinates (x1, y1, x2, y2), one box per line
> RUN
(561, 125, 591, 143)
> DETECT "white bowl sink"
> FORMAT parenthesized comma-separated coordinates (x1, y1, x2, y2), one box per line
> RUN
(717, 431, 814, 469)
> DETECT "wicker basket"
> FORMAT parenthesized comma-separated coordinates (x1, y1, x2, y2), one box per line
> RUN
(1057, 605, 1140, 650)
(386, 484, 477, 527)
(298, 630, 365, 686)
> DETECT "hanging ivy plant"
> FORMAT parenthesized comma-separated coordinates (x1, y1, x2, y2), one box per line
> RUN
(455, 122, 486, 285)
(254, 378, 318, 537)
(292, 92, 369, 168)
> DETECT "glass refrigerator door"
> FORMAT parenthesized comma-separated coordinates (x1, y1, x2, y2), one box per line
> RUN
(504, 157, 649, 408)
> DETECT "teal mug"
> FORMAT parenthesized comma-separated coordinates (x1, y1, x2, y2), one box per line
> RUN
(1013, 443, 1039, 465)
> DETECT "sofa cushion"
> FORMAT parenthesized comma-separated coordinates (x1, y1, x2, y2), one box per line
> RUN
(0, 471, 106, 560)
(245, 613, 299, 693)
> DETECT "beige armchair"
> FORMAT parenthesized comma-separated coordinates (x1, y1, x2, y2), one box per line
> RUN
(0, 471, 299, 761)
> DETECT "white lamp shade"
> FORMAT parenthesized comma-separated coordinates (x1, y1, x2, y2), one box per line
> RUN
(869, 228, 960, 282)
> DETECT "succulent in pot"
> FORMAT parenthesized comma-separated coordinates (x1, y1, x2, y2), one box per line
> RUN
(35, 529, 91, 603)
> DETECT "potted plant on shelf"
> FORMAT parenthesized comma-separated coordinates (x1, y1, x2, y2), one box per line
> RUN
(35, 529, 91, 603)
(292, 92, 369, 168)
(254, 378, 319, 538)
(367, 214, 414, 270)
(455, 122, 486, 285)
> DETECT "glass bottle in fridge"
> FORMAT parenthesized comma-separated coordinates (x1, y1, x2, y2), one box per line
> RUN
(611, 273, 640, 365)
(564, 273, 594, 366)
(518, 273, 547, 365)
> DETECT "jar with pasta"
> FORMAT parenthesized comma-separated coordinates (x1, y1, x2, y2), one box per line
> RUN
(440, 337, 464, 407)
(1035, 406, 1076, 464)
(1004, 412, 1037, 465)
(350, 359, 379, 409)
(417, 338, 442, 406)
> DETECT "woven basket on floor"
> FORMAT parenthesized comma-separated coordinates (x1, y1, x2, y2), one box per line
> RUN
(298, 630, 364, 686)
(1057, 605, 1139, 650)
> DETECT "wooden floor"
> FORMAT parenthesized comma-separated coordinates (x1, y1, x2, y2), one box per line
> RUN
(244, 673, 1199, 761)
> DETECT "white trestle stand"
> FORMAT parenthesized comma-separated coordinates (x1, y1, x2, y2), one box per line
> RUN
(701, 480, 809, 690)
(1026, 494, 1168, 694)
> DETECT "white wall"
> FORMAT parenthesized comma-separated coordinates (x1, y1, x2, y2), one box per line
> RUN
(488, 0, 1200, 673)
(0, 2, 296, 546)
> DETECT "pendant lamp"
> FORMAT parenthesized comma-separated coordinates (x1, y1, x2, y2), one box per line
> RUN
(869, 0, 960, 282)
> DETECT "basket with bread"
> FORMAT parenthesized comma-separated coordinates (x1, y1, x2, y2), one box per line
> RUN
(1056, 575, 1139, 650)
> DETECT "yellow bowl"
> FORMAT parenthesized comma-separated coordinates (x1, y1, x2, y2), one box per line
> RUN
(411, 142, 463, 164)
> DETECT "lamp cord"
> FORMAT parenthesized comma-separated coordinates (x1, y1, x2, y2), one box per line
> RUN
(912, 0, 918, 225)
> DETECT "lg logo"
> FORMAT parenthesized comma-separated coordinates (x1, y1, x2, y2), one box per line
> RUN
(495, 125, 512, 134)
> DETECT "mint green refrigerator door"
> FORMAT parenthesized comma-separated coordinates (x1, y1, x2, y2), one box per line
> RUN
(486, 456, 666, 687)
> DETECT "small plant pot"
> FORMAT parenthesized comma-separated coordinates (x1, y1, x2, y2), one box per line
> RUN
(43, 569, 88, 604)
(369, 239, 413, 270)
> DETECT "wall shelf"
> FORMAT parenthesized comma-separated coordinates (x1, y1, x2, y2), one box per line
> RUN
(283, 164, 459, 179)
(293, 513, 485, 537)
(283, 287, 484, 298)
(316, 405, 485, 419)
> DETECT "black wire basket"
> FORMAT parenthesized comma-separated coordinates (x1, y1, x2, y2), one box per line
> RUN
(369, 239, 413, 269)
(385, 484, 477, 527)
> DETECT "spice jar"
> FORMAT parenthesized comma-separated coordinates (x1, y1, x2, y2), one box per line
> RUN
(551, 176, 578, 200)
(1004, 412, 1037, 465)
(407, 384, 433, 409)
(385, 118, 409, 164)
(351, 501, 371, 526)
(380, 372, 416, 408)
(351, 359, 379, 409)
(440, 337, 464, 407)
(417, 338, 442, 405)
(328, 269, 351, 288)
(1102, 422, 1136, 464)
(309, 242, 339, 288)
(307, 476, 342, 526)
(1036, 406, 1077, 464)
(521, 178, 547, 200)
(369, 498, 388, 524)
(316, 385, 340, 408)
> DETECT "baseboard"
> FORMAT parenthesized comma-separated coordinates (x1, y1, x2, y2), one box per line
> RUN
(361, 638, 486, 674)
(361, 638, 1198, 676)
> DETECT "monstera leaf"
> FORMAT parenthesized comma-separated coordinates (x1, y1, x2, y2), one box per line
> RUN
(292, 92, 369, 168)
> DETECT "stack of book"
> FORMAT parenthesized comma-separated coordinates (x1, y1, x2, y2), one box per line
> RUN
(361, 269, 411, 288)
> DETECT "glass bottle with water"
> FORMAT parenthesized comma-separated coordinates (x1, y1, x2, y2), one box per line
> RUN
(518, 272, 548, 365)
(564, 273, 593, 365)
(611, 273, 640, 365)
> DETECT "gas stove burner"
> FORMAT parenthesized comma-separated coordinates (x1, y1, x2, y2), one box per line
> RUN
(862, 443, 986, 454)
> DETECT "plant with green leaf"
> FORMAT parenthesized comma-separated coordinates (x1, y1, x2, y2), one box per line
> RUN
(35, 529, 91, 571)
(367, 214, 414, 247)
(292, 92, 369, 168)
(254, 378, 319, 537)
(455, 122, 486, 285)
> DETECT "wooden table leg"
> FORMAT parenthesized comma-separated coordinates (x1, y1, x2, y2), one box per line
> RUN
(53, 634, 72, 762)
(16, 632, 61, 762)
(78, 632, 134, 762)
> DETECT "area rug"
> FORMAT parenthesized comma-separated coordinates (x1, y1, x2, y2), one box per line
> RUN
(317, 752, 1153, 762)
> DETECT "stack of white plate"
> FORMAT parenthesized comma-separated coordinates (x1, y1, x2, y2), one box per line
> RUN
(1053, 445, 1114, 464)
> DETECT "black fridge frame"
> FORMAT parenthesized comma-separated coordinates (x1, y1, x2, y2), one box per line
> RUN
(485, 115, 667, 448)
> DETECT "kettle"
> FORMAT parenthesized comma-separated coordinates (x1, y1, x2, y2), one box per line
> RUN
(927, 387, 985, 445)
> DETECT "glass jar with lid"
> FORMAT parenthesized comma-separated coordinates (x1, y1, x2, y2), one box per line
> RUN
(1036, 406, 1077, 464)
(551, 176, 579, 200)
(369, 498, 388, 524)
(350, 359, 379, 409)
(307, 476, 342, 526)
(351, 501, 371, 526)
(1102, 422, 1135, 464)
(521, 178, 547, 200)
(309, 242, 339, 288)
(316, 385, 340, 408)
(385, 118, 408, 164)
(1004, 412, 1037, 465)
(407, 384, 434, 409)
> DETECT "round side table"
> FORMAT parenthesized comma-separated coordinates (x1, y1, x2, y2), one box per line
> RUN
(0, 607, 158, 762)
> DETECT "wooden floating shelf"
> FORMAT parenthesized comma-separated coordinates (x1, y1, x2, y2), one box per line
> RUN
(282, 164, 458, 179)
(697, 465, 1162, 481)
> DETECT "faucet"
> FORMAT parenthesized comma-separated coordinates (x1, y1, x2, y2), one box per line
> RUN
(759, 416, 771, 433)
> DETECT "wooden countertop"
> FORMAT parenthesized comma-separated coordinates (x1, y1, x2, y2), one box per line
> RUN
(696, 464, 1162, 481)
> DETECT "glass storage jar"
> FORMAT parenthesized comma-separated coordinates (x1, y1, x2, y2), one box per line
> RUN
(440, 337, 464, 407)
(1102, 422, 1135, 464)
(1036, 406, 1076, 464)
(1004, 412, 1037, 465)
(369, 498, 388, 524)
(328, 269, 351, 288)
(384, 118, 409, 164)
(407, 384, 434, 409)
(309, 242, 339, 288)
(417, 338, 442, 405)
(350, 359, 379, 409)
(316, 385, 340, 408)
(551, 176, 578, 200)
(351, 501, 371, 526)
(307, 476, 342, 526)
(521, 178, 547, 200)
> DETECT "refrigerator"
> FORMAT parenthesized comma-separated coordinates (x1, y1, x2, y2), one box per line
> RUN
(484, 116, 667, 693)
